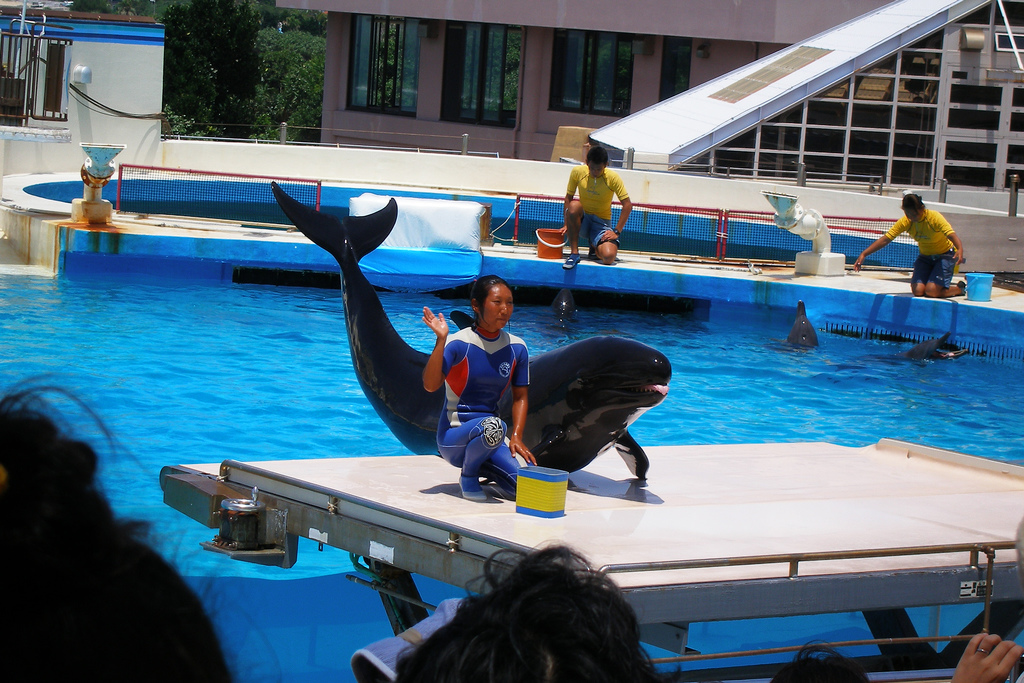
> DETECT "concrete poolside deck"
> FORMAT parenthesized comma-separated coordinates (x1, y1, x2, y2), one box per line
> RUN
(2, 198, 1024, 358)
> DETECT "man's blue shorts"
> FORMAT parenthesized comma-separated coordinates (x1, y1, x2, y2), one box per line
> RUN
(911, 250, 956, 288)
(580, 213, 617, 249)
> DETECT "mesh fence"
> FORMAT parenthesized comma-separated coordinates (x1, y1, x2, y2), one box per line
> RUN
(116, 165, 321, 226)
(515, 195, 917, 269)
(515, 195, 722, 259)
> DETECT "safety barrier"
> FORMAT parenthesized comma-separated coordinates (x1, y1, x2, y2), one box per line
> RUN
(513, 194, 918, 269)
(116, 164, 322, 227)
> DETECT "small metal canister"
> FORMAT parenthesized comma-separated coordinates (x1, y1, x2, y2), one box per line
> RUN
(219, 497, 265, 550)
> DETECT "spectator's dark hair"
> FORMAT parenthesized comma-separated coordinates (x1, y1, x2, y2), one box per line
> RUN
(901, 193, 925, 213)
(770, 645, 870, 683)
(469, 274, 511, 327)
(0, 389, 231, 682)
(587, 144, 609, 165)
(394, 545, 667, 683)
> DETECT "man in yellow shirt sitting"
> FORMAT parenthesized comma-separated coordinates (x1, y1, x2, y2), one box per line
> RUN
(853, 193, 966, 298)
(562, 145, 632, 270)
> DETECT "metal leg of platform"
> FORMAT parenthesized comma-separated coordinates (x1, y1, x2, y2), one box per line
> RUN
(939, 600, 1024, 667)
(366, 559, 431, 635)
(863, 608, 945, 668)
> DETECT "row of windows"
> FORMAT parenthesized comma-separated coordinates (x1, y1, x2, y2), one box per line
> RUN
(347, 15, 692, 126)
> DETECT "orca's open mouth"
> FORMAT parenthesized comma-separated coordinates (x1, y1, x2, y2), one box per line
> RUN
(634, 384, 669, 396)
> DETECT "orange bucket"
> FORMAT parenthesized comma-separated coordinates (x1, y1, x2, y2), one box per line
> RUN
(536, 228, 567, 259)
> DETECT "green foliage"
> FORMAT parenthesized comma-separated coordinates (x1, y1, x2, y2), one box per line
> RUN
(161, 0, 326, 140)
(254, 0, 327, 37)
(72, 0, 112, 13)
(249, 28, 325, 142)
(162, 0, 261, 137)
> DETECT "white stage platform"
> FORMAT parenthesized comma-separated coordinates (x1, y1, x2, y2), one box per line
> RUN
(162, 439, 1024, 630)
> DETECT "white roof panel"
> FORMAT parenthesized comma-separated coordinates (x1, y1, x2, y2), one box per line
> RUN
(591, 0, 990, 166)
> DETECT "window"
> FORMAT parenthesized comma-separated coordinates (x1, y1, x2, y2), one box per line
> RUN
(948, 109, 1000, 130)
(441, 23, 520, 126)
(893, 133, 933, 158)
(944, 165, 995, 187)
(349, 15, 420, 115)
(660, 37, 692, 100)
(950, 84, 1003, 105)
(551, 29, 634, 115)
(892, 160, 932, 186)
(946, 141, 997, 163)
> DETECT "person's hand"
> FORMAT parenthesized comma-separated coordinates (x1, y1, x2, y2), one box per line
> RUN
(853, 253, 866, 272)
(601, 229, 619, 242)
(509, 435, 536, 466)
(956, 248, 966, 265)
(952, 633, 1024, 683)
(422, 306, 449, 339)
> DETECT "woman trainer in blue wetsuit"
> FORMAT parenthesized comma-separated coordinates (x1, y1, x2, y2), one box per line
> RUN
(422, 275, 536, 501)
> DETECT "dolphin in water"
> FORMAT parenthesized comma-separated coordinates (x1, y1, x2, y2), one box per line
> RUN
(786, 300, 818, 347)
(901, 332, 967, 360)
(551, 288, 577, 322)
(271, 184, 671, 479)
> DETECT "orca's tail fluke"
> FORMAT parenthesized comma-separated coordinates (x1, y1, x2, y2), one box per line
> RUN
(271, 182, 399, 262)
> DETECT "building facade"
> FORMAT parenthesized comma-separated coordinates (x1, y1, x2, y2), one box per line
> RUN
(693, 1, 1024, 192)
(279, 0, 891, 161)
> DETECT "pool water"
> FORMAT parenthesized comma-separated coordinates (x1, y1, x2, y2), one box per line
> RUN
(2, 273, 1022, 680)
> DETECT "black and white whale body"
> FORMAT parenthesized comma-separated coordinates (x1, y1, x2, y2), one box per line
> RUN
(271, 184, 671, 479)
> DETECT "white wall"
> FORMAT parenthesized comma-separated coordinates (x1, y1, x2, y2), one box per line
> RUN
(3, 39, 163, 175)
(157, 140, 1002, 219)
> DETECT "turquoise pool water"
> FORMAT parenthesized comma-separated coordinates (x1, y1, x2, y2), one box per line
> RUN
(2, 273, 1021, 680)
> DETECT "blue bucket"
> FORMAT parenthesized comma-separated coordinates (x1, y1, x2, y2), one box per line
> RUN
(965, 273, 993, 302)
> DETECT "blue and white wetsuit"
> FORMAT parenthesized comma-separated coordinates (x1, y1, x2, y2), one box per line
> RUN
(438, 326, 529, 486)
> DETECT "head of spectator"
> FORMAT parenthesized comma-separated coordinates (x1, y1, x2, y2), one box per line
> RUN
(391, 544, 666, 683)
(770, 645, 870, 683)
(0, 388, 231, 682)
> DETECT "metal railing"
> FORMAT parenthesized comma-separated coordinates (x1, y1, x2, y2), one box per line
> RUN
(512, 193, 916, 269)
(0, 28, 70, 125)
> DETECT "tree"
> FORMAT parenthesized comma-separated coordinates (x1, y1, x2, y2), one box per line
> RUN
(250, 28, 325, 142)
(72, 0, 112, 12)
(161, 0, 261, 137)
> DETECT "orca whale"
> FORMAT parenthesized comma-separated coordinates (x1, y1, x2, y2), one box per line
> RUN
(786, 300, 818, 347)
(271, 184, 671, 479)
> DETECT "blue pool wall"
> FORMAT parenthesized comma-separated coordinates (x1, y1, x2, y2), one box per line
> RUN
(50, 220, 1024, 359)
(30, 180, 1024, 359)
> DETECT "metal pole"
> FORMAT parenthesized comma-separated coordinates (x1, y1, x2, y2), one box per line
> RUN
(797, 162, 806, 187)
(938, 178, 948, 203)
(1010, 174, 1019, 218)
(279, 122, 287, 144)
(625, 147, 635, 170)
(461, 133, 469, 155)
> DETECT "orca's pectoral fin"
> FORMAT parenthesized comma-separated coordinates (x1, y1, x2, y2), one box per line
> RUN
(271, 182, 348, 261)
(530, 426, 566, 459)
(616, 430, 650, 481)
(449, 310, 474, 330)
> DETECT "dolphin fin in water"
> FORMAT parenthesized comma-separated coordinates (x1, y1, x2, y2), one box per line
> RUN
(786, 300, 818, 347)
(448, 310, 475, 330)
(901, 332, 951, 360)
